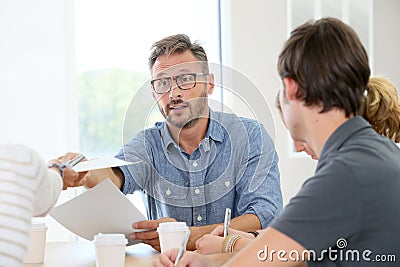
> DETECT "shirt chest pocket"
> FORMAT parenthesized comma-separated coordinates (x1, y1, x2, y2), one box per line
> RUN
(154, 178, 189, 205)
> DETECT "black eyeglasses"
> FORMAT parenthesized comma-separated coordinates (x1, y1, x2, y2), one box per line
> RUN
(150, 73, 209, 94)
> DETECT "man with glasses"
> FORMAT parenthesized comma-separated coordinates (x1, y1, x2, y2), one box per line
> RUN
(76, 34, 282, 251)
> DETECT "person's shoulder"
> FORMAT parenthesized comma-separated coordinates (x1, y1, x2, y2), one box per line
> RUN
(0, 144, 44, 175)
(318, 132, 400, 182)
(130, 121, 164, 139)
(0, 144, 39, 161)
(122, 122, 165, 152)
(215, 111, 260, 127)
(341, 128, 400, 158)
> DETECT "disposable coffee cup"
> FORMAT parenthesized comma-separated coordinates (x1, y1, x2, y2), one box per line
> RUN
(23, 217, 47, 264)
(93, 233, 127, 267)
(157, 222, 189, 253)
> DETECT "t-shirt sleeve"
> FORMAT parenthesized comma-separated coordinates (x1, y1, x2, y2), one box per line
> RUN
(271, 160, 361, 252)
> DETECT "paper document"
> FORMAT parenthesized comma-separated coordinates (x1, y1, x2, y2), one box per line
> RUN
(50, 179, 147, 245)
(73, 157, 135, 172)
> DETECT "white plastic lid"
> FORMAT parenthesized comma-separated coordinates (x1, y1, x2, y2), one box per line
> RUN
(157, 222, 188, 232)
(93, 233, 128, 245)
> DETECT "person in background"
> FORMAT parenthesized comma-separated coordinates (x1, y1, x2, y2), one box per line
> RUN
(70, 34, 282, 251)
(155, 17, 400, 267)
(194, 75, 400, 255)
(0, 144, 79, 266)
(360, 76, 400, 143)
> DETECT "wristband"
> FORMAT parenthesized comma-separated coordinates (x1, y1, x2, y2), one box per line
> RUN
(222, 234, 242, 253)
(48, 163, 65, 178)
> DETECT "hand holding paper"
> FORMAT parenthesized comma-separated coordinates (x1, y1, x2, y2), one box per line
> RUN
(73, 157, 135, 172)
(50, 179, 148, 246)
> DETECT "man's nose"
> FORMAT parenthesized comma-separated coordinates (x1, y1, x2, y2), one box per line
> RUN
(293, 141, 305, 152)
(169, 80, 182, 99)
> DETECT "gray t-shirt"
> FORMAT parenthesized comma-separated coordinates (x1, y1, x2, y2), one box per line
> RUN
(271, 116, 400, 266)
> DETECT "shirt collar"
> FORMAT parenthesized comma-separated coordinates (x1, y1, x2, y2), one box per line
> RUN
(319, 116, 372, 161)
(207, 109, 224, 143)
(161, 122, 176, 152)
(160, 109, 225, 153)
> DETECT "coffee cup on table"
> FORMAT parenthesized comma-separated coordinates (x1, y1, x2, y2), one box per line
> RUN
(93, 233, 127, 267)
(157, 222, 189, 253)
(23, 217, 47, 264)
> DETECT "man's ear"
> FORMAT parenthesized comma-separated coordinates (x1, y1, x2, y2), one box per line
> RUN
(207, 73, 215, 95)
(283, 77, 299, 101)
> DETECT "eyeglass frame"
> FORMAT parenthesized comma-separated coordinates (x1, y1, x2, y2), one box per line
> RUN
(150, 72, 209, 94)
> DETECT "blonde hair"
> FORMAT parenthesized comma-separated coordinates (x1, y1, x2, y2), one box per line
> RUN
(360, 77, 400, 143)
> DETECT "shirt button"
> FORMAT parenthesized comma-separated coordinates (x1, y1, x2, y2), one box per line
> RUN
(225, 181, 231, 187)
(192, 161, 198, 167)
(166, 188, 171, 196)
(197, 215, 203, 222)
(194, 188, 200, 194)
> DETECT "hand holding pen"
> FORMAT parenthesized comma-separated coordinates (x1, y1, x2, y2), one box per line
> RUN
(48, 153, 85, 189)
(174, 230, 190, 266)
(223, 208, 231, 238)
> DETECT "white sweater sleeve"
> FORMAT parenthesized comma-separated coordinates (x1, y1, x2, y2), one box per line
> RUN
(34, 168, 63, 216)
(0, 144, 62, 266)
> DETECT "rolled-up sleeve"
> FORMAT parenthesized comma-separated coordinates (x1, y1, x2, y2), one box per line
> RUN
(235, 123, 283, 229)
(114, 132, 152, 195)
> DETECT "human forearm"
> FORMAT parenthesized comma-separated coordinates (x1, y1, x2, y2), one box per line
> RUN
(189, 214, 261, 251)
(188, 224, 220, 250)
(230, 213, 261, 231)
(81, 167, 124, 189)
(224, 227, 306, 267)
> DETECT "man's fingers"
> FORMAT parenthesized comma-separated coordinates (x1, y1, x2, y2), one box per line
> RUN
(57, 152, 79, 161)
(133, 220, 159, 230)
(61, 168, 79, 189)
(210, 225, 224, 236)
(157, 250, 177, 267)
(132, 229, 158, 240)
(133, 217, 176, 230)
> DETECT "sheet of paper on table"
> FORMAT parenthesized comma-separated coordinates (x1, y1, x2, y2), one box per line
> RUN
(50, 179, 147, 246)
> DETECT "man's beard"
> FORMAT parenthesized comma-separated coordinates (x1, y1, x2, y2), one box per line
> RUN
(159, 90, 208, 129)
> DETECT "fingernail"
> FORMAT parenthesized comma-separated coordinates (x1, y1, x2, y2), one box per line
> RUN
(130, 234, 135, 239)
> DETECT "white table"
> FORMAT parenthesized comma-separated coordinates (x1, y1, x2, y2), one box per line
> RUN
(23, 241, 159, 267)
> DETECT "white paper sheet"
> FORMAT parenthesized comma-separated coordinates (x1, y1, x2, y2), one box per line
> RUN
(72, 157, 135, 172)
(50, 179, 147, 245)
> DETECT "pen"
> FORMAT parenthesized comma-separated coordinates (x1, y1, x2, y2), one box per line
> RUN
(223, 208, 231, 238)
(63, 154, 85, 167)
(174, 230, 190, 266)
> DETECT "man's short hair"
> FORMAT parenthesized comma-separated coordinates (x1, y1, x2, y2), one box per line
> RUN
(148, 34, 209, 73)
(278, 17, 370, 117)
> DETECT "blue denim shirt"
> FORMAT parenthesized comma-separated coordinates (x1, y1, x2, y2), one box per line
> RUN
(115, 110, 282, 228)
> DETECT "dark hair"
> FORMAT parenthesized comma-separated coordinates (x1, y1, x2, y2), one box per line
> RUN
(275, 77, 400, 143)
(278, 17, 370, 117)
(148, 34, 209, 72)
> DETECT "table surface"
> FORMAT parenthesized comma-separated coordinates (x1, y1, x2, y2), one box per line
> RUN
(23, 241, 159, 267)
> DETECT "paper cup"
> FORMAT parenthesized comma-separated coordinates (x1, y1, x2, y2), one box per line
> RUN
(23, 217, 47, 264)
(94, 233, 127, 267)
(157, 222, 189, 253)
